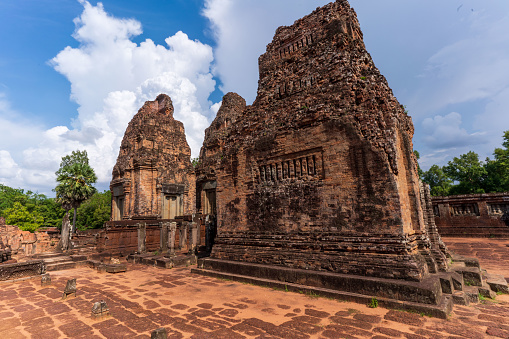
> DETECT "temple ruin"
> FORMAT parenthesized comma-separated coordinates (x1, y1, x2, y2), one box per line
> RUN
(100, 0, 508, 315)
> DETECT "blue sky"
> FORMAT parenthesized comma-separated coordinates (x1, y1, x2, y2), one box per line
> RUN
(1, 0, 508, 195)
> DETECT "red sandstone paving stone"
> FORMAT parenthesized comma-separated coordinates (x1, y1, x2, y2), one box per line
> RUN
(329, 316, 372, 330)
(478, 313, 509, 324)
(231, 322, 265, 336)
(196, 303, 213, 309)
(243, 317, 310, 339)
(293, 308, 302, 313)
(191, 318, 227, 331)
(487, 326, 509, 338)
(304, 308, 330, 318)
(262, 307, 277, 314)
(125, 316, 158, 332)
(210, 314, 242, 324)
(188, 307, 198, 312)
(425, 322, 484, 339)
(0, 329, 26, 339)
(0, 311, 15, 318)
(321, 329, 360, 339)
(285, 313, 297, 317)
(143, 300, 161, 309)
(171, 303, 189, 310)
(23, 315, 55, 332)
(191, 328, 246, 339)
(219, 308, 239, 317)
(325, 324, 372, 338)
(352, 313, 381, 323)
(224, 302, 249, 309)
(170, 319, 207, 334)
(158, 308, 180, 317)
(208, 317, 236, 327)
(291, 315, 322, 324)
(148, 312, 175, 326)
(98, 324, 137, 338)
(91, 318, 119, 329)
(59, 320, 94, 337)
(0, 318, 21, 332)
(373, 326, 405, 337)
(29, 328, 62, 339)
(383, 310, 424, 327)
(184, 313, 198, 321)
(280, 320, 323, 335)
(277, 304, 291, 310)
(160, 299, 173, 306)
(19, 308, 45, 322)
(403, 333, 426, 339)
(45, 301, 72, 315)
(192, 309, 215, 318)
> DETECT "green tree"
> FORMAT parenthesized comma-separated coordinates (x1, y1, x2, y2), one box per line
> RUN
(443, 151, 487, 195)
(4, 202, 43, 232)
(491, 130, 509, 191)
(422, 165, 452, 196)
(54, 150, 97, 235)
(76, 190, 111, 230)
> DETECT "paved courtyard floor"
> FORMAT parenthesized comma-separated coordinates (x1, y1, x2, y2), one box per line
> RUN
(1, 238, 509, 338)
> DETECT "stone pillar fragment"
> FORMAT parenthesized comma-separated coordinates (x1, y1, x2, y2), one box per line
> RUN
(160, 222, 169, 253)
(179, 222, 188, 251)
(62, 278, 76, 299)
(169, 222, 177, 256)
(137, 222, 146, 254)
(190, 222, 198, 255)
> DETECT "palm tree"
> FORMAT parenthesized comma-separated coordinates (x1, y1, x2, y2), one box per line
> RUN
(54, 150, 97, 250)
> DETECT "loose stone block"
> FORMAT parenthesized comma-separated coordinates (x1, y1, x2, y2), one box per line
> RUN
(91, 300, 110, 318)
(41, 273, 51, 286)
(151, 327, 168, 339)
(62, 278, 76, 299)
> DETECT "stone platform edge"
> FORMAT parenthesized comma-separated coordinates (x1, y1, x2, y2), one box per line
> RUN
(192, 258, 453, 319)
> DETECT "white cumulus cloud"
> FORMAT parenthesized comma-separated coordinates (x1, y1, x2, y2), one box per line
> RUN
(0, 1, 217, 194)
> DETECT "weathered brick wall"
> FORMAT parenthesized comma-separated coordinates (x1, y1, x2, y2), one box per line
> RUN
(433, 192, 509, 237)
(197, 0, 444, 281)
(111, 94, 196, 220)
(0, 225, 59, 257)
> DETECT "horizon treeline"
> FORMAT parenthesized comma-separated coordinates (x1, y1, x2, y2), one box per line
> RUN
(420, 130, 509, 196)
(0, 185, 110, 233)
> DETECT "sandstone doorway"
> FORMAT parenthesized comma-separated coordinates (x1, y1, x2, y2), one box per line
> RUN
(162, 194, 183, 219)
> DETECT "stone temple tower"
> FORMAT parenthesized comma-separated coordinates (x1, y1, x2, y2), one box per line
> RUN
(194, 0, 467, 315)
(110, 94, 195, 221)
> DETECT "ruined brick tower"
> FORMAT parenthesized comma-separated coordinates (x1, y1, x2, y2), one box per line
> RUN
(110, 94, 195, 220)
(196, 0, 455, 311)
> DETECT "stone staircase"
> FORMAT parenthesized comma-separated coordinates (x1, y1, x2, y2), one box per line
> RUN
(31, 253, 88, 272)
(439, 253, 509, 306)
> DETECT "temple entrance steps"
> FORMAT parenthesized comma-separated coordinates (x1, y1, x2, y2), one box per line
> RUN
(31, 252, 88, 272)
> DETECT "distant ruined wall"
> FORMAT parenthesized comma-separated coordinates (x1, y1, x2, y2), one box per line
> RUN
(433, 192, 509, 237)
(0, 224, 59, 259)
(197, 0, 442, 281)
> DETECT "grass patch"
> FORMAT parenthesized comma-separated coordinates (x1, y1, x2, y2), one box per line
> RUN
(368, 297, 378, 308)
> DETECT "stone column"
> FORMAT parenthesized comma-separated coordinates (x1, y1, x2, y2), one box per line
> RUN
(169, 222, 177, 257)
(190, 222, 198, 255)
(160, 222, 169, 253)
(137, 222, 146, 254)
(179, 222, 188, 252)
